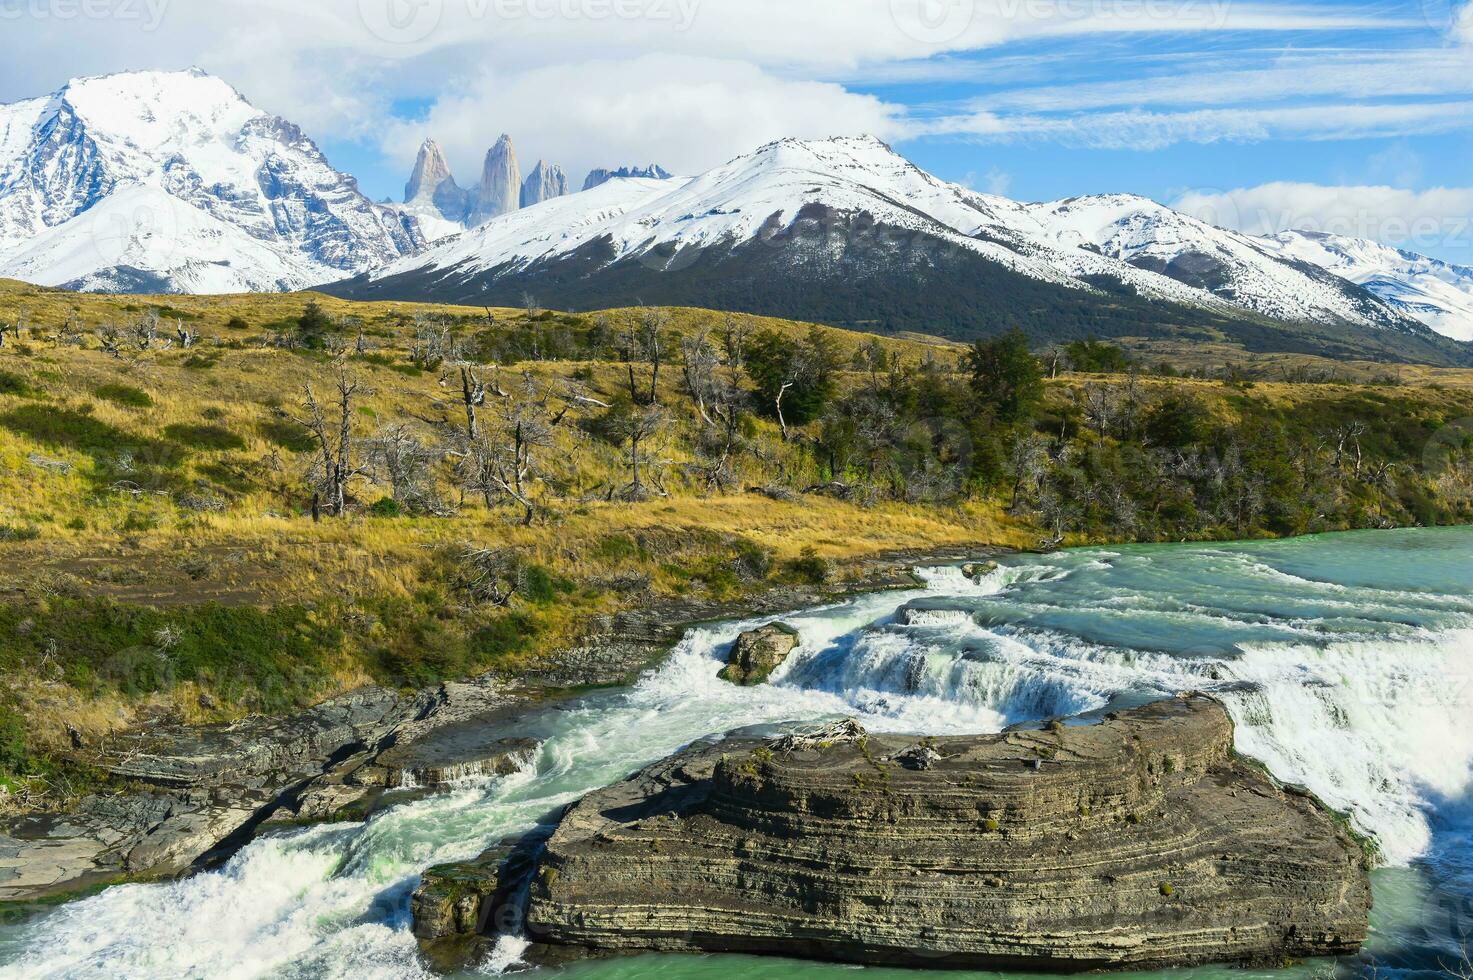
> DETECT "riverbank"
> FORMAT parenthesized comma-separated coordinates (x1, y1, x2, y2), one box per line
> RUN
(0, 537, 1015, 907)
(2, 528, 1468, 979)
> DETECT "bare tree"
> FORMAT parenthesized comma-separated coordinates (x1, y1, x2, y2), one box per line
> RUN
(459, 366, 487, 440)
(1005, 432, 1051, 511)
(129, 310, 164, 352)
(174, 320, 198, 349)
(680, 327, 720, 425)
(95, 322, 124, 358)
(458, 546, 525, 606)
(409, 316, 459, 371)
(597, 397, 667, 500)
(617, 307, 669, 405)
(456, 372, 575, 524)
(366, 423, 446, 515)
(291, 369, 371, 516)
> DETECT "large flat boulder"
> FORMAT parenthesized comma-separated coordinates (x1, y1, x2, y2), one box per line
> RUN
(521, 695, 1371, 971)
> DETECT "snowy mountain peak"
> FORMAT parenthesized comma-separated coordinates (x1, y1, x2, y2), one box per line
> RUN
(0, 68, 425, 293)
(1260, 229, 1473, 342)
(1021, 192, 1420, 332)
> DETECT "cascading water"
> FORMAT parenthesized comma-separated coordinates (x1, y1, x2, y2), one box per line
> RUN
(2, 527, 1471, 979)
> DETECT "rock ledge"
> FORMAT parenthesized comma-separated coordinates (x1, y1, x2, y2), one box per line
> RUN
(502, 694, 1369, 971)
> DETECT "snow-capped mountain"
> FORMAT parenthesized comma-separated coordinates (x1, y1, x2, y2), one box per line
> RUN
(1019, 194, 1415, 334)
(1257, 230, 1473, 342)
(330, 135, 1455, 363)
(0, 69, 425, 293)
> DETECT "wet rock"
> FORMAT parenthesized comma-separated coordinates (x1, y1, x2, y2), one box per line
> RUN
(960, 560, 998, 580)
(522, 695, 1371, 971)
(717, 623, 799, 686)
(379, 736, 539, 789)
(412, 833, 548, 972)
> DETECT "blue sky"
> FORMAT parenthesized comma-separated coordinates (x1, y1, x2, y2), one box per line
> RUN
(5, 0, 1473, 262)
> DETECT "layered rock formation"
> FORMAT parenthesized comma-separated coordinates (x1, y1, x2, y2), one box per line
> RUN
(468, 134, 521, 225)
(520, 161, 569, 207)
(510, 695, 1369, 970)
(0, 680, 511, 902)
(718, 623, 799, 685)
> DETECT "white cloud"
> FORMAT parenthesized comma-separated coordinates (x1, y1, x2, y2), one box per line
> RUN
(916, 101, 1473, 150)
(381, 55, 907, 185)
(1457, 1, 1473, 43)
(973, 49, 1473, 113)
(0, 0, 1419, 139)
(1173, 182, 1473, 256)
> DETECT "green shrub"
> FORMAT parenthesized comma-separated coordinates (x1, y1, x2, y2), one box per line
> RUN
(520, 564, 574, 604)
(472, 612, 537, 668)
(983, 818, 1001, 832)
(0, 369, 37, 398)
(1159, 882, 1174, 897)
(595, 534, 641, 561)
(785, 548, 829, 585)
(0, 524, 41, 542)
(368, 497, 402, 518)
(225, 316, 250, 331)
(165, 423, 246, 451)
(0, 702, 29, 775)
(94, 383, 153, 408)
(259, 419, 316, 453)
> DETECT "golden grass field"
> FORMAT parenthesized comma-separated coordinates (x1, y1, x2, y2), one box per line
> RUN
(2, 276, 1471, 787)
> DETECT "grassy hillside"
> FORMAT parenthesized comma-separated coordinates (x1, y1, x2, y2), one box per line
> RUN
(1, 280, 1471, 804)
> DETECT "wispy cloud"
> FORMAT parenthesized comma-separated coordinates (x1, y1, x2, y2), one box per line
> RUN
(1174, 182, 1473, 257)
(912, 101, 1473, 150)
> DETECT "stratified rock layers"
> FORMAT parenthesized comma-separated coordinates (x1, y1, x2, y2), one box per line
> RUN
(524, 695, 1370, 970)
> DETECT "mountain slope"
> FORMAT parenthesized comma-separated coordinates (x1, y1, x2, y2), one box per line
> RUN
(1258, 230, 1473, 342)
(0, 69, 425, 293)
(326, 136, 1464, 365)
(1021, 195, 1417, 333)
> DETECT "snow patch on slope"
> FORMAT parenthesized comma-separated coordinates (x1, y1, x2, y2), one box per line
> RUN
(1260, 230, 1473, 342)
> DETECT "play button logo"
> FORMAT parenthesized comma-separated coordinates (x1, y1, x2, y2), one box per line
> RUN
(359, 0, 444, 45)
(891, 0, 975, 44)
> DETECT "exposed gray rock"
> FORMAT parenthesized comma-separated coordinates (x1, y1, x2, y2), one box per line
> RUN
(0, 679, 516, 902)
(717, 623, 799, 686)
(518, 695, 1370, 971)
(468, 134, 520, 225)
(520, 160, 569, 208)
(404, 137, 469, 223)
(582, 164, 672, 191)
(379, 735, 539, 788)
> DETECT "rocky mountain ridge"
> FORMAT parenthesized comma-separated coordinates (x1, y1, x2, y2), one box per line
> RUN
(0, 69, 425, 294)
